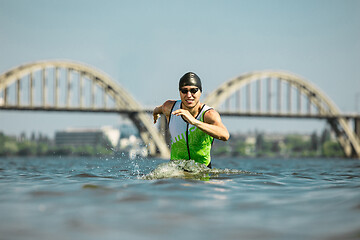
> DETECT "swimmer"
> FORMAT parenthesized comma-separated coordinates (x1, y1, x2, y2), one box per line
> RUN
(153, 72, 230, 168)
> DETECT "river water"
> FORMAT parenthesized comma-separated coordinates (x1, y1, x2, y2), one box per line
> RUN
(0, 156, 359, 240)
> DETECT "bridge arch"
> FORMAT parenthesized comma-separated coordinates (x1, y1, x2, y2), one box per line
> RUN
(0, 60, 170, 158)
(204, 71, 360, 158)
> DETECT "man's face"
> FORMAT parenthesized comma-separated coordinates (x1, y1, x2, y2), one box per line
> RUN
(179, 86, 201, 109)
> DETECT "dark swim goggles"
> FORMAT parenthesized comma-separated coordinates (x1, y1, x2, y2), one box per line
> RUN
(180, 88, 199, 94)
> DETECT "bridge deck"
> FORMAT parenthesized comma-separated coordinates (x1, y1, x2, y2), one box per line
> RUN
(1, 106, 359, 120)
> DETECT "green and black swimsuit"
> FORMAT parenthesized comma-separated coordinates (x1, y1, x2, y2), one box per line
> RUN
(168, 100, 214, 167)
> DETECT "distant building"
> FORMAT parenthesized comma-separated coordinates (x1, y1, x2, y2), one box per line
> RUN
(54, 124, 151, 158)
(55, 126, 120, 148)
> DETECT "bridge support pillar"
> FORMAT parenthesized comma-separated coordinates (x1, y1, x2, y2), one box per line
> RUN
(159, 116, 171, 148)
(355, 118, 360, 141)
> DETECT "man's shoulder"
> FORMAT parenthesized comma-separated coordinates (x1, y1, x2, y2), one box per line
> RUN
(164, 99, 177, 104)
(163, 100, 177, 115)
(164, 100, 177, 108)
(202, 104, 218, 114)
(203, 107, 221, 122)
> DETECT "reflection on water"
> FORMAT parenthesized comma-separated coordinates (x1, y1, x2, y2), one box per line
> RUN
(0, 157, 360, 240)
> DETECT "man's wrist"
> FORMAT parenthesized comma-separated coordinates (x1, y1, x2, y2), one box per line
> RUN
(154, 106, 161, 114)
(193, 119, 201, 127)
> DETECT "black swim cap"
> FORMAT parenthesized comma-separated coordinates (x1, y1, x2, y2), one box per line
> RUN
(179, 72, 202, 92)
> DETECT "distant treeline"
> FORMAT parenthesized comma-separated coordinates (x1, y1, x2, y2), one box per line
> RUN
(212, 129, 345, 158)
(0, 129, 344, 158)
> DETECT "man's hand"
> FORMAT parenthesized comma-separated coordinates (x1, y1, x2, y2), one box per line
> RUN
(153, 112, 160, 124)
(172, 109, 198, 125)
(153, 105, 162, 124)
(173, 108, 230, 141)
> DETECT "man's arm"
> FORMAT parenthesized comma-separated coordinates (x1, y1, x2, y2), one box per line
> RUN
(153, 100, 176, 124)
(171, 108, 230, 141)
(202, 109, 230, 141)
(197, 109, 229, 141)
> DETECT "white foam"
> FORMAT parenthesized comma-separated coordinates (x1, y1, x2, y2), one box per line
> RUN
(141, 160, 258, 180)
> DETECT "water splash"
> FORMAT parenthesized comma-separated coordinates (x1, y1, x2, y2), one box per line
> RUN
(141, 160, 259, 180)
(132, 162, 141, 177)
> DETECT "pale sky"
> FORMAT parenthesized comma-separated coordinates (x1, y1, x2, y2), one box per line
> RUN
(0, 0, 359, 137)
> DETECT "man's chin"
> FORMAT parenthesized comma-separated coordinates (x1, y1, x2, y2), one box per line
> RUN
(183, 101, 195, 108)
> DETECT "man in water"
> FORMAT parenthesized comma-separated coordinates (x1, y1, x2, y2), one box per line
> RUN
(153, 72, 230, 168)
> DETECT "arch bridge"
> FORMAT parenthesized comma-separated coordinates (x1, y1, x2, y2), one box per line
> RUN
(1, 61, 359, 158)
(204, 71, 360, 158)
(0, 60, 170, 158)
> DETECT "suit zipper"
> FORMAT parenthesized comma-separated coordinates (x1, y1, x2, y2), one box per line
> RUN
(186, 123, 191, 160)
